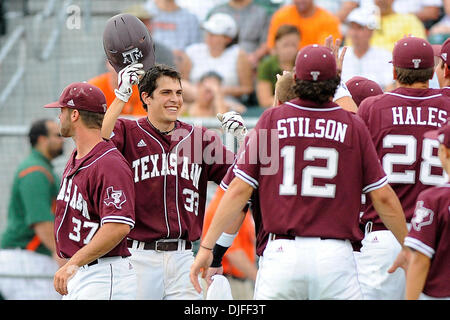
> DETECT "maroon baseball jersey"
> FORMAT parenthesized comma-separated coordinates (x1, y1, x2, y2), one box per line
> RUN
(110, 117, 234, 242)
(220, 131, 268, 257)
(404, 183, 450, 298)
(440, 86, 450, 97)
(234, 99, 387, 242)
(54, 140, 135, 258)
(357, 87, 450, 227)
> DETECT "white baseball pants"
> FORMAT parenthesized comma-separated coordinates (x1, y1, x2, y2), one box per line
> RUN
(64, 256, 136, 300)
(254, 236, 363, 300)
(354, 226, 406, 300)
(129, 244, 203, 300)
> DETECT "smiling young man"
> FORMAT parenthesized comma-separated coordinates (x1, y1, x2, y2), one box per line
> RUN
(101, 63, 244, 299)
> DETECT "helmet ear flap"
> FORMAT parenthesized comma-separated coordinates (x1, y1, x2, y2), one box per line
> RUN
(103, 13, 156, 73)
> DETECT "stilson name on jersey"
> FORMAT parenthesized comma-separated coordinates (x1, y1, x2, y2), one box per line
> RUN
(277, 117, 348, 143)
(131, 152, 202, 189)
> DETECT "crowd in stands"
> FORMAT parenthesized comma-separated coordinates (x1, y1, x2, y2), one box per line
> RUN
(88, 0, 449, 119)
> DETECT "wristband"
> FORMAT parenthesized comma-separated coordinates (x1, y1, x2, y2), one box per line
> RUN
(211, 243, 229, 268)
(216, 232, 238, 247)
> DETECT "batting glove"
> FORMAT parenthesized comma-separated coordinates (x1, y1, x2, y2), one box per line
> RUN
(114, 63, 145, 102)
(217, 111, 248, 144)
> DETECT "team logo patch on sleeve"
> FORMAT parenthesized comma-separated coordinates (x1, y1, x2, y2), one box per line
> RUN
(411, 201, 434, 231)
(104, 186, 127, 209)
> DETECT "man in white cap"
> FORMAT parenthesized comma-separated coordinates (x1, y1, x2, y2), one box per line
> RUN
(341, 7, 394, 90)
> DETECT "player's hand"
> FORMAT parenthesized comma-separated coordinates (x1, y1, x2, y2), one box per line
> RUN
(190, 246, 213, 294)
(217, 111, 248, 144)
(324, 35, 347, 76)
(53, 263, 79, 296)
(114, 63, 145, 102)
(388, 247, 410, 274)
(205, 266, 224, 288)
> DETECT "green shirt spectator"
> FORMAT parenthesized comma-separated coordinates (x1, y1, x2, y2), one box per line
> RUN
(0, 119, 64, 300)
(1, 148, 59, 255)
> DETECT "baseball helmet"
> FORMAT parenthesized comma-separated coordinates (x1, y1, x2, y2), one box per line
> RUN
(103, 13, 155, 73)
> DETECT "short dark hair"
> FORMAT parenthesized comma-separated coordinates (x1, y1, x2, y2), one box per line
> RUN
(293, 75, 341, 104)
(395, 67, 434, 85)
(199, 71, 223, 83)
(78, 109, 104, 129)
(275, 24, 301, 42)
(138, 64, 182, 111)
(28, 119, 51, 147)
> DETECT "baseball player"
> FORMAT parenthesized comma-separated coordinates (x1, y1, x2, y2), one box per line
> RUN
(204, 71, 298, 288)
(44, 82, 137, 299)
(435, 37, 450, 93)
(0, 119, 64, 300)
(191, 44, 408, 300)
(345, 76, 383, 107)
(356, 36, 450, 300)
(390, 120, 450, 300)
(99, 62, 246, 300)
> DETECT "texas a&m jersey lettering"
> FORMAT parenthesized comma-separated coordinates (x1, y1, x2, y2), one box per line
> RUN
(131, 153, 203, 189)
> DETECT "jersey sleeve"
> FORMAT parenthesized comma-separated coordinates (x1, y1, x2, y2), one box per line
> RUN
(18, 169, 55, 226)
(96, 155, 136, 229)
(234, 121, 265, 189)
(404, 191, 438, 258)
(109, 118, 127, 153)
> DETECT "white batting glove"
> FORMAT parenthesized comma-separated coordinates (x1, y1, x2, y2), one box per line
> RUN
(217, 111, 248, 144)
(114, 63, 145, 102)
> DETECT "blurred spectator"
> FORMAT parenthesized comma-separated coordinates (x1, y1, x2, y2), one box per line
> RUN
(0, 119, 65, 300)
(256, 24, 300, 107)
(254, 0, 289, 16)
(340, 7, 394, 90)
(428, 0, 450, 44)
(207, 0, 272, 67)
(266, 0, 342, 51)
(346, 76, 383, 106)
(88, 60, 146, 116)
(315, 0, 360, 21)
(185, 71, 246, 117)
(183, 13, 254, 104)
(176, 0, 228, 22)
(370, 0, 427, 52)
(391, 0, 442, 27)
(144, 0, 201, 52)
(203, 187, 257, 300)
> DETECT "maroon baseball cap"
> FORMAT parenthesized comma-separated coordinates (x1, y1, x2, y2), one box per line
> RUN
(346, 76, 383, 106)
(438, 37, 450, 63)
(425, 119, 450, 148)
(391, 37, 434, 69)
(295, 44, 337, 81)
(44, 82, 107, 114)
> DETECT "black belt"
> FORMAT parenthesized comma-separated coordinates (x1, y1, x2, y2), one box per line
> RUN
(360, 222, 387, 234)
(270, 234, 335, 241)
(270, 234, 295, 241)
(87, 256, 127, 267)
(127, 239, 192, 251)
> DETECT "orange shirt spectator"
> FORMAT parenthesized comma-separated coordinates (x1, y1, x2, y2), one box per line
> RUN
(88, 62, 146, 116)
(266, 3, 342, 50)
(203, 187, 256, 280)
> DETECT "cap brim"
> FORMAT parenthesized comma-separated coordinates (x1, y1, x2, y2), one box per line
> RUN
(43, 101, 61, 108)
